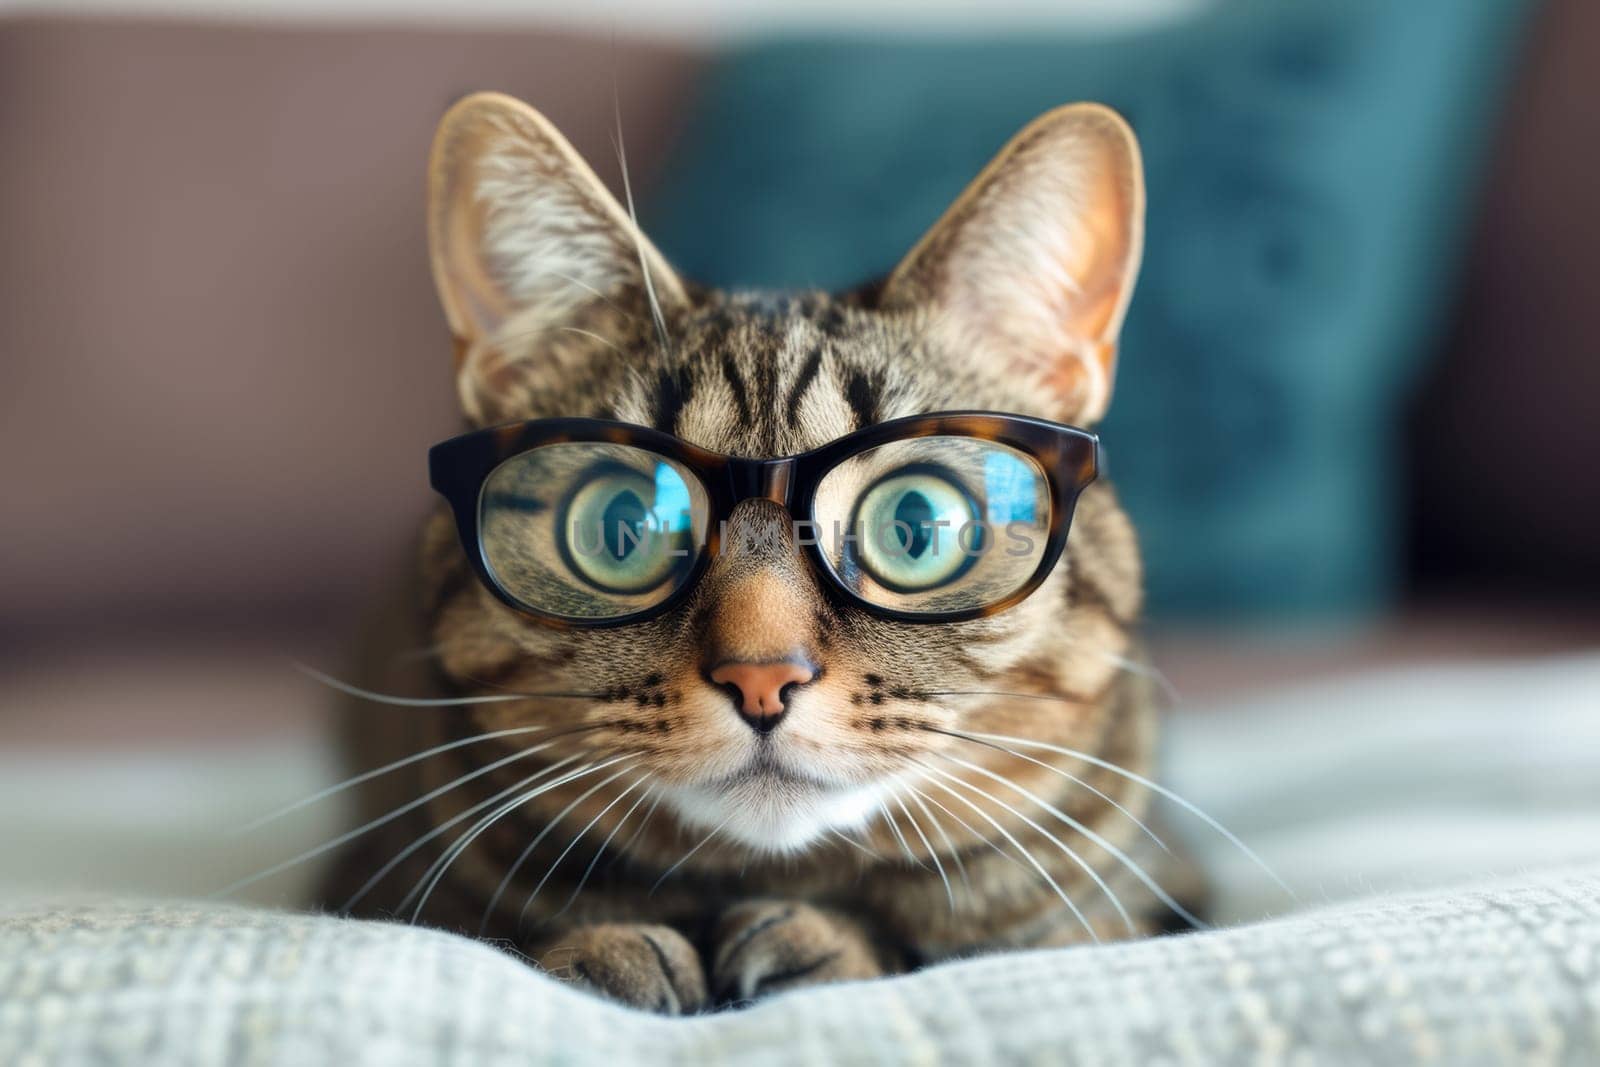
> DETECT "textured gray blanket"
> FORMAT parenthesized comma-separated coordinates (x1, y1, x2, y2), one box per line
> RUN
(4, 864, 1598, 1066)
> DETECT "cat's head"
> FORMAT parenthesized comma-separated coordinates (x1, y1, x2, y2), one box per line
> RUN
(421, 93, 1145, 854)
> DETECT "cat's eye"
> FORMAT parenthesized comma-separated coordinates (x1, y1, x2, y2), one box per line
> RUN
(850, 468, 978, 592)
(477, 443, 709, 620)
(812, 437, 1054, 616)
(432, 412, 1096, 626)
(560, 465, 697, 593)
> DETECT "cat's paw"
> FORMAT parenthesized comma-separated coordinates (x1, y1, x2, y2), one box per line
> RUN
(534, 923, 707, 1014)
(710, 901, 884, 1004)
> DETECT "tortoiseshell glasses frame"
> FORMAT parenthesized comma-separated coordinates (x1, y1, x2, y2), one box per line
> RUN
(429, 411, 1099, 628)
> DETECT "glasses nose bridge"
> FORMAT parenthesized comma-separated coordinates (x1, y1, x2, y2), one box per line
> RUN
(727, 457, 797, 511)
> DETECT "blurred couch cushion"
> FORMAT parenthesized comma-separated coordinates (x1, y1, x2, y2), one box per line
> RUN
(645, 0, 1530, 619)
(0, 18, 702, 635)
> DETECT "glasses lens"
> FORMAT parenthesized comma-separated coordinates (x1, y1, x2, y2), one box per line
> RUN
(479, 443, 709, 620)
(813, 436, 1052, 615)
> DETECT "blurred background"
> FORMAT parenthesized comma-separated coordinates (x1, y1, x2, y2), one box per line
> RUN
(1, 0, 1596, 915)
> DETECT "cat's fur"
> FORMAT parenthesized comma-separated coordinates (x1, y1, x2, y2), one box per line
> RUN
(326, 92, 1201, 1012)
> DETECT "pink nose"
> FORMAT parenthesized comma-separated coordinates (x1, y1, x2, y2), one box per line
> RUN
(709, 659, 816, 730)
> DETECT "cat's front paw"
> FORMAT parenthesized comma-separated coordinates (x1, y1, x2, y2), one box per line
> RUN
(534, 923, 707, 1014)
(711, 901, 885, 1004)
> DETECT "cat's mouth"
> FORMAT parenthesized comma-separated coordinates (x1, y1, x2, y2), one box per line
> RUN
(662, 749, 891, 853)
(709, 749, 827, 790)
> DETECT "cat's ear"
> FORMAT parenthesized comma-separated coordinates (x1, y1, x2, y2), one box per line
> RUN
(427, 92, 685, 402)
(881, 104, 1143, 425)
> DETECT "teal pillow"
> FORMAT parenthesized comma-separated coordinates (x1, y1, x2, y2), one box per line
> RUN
(645, 0, 1529, 618)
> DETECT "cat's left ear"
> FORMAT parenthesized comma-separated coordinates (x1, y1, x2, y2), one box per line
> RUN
(881, 104, 1144, 425)
(427, 92, 686, 415)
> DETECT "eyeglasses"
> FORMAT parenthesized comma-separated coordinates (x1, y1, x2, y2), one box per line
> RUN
(429, 411, 1098, 628)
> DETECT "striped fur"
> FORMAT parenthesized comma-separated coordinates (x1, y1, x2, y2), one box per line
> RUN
(325, 94, 1200, 1011)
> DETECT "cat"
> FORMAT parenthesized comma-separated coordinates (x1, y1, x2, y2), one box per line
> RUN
(323, 91, 1203, 1013)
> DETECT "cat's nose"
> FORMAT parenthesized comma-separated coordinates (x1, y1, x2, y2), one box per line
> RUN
(708, 658, 816, 734)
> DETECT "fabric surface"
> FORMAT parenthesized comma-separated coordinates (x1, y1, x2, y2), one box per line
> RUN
(1161, 652, 1600, 925)
(646, 0, 1530, 619)
(4, 866, 1600, 1066)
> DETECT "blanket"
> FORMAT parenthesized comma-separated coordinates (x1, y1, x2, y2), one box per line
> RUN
(4, 866, 1599, 1065)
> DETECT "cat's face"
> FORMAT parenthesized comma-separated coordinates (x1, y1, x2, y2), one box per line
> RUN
(421, 94, 1144, 854)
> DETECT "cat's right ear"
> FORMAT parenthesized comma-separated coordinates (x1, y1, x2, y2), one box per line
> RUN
(428, 92, 685, 419)
(880, 103, 1143, 426)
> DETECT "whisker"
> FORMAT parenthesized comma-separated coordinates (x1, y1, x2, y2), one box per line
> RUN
(1098, 651, 1182, 707)
(513, 773, 649, 934)
(479, 268, 644, 354)
(387, 643, 451, 664)
(893, 793, 954, 913)
(906, 787, 971, 895)
(912, 767, 1099, 943)
(476, 764, 639, 935)
(553, 783, 657, 920)
(610, 85, 671, 358)
(544, 268, 636, 318)
(403, 754, 635, 923)
(339, 754, 584, 913)
(907, 786, 1028, 876)
(649, 816, 730, 895)
(391, 652, 586, 705)
(559, 326, 626, 355)
(493, 320, 632, 356)
(294, 663, 601, 707)
(920, 760, 1135, 936)
(877, 801, 930, 872)
(603, 790, 663, 873)
(930, 752, 1200, 931)
(963, 729, 1292, 898)
(919, 642, 1180, 708)
(923, 728, 1170, 856)
(215, 735, 580, 898)
(918, 689, 1086, 705)
(829, 828, 883, 863)
(233, 724, 551, 834)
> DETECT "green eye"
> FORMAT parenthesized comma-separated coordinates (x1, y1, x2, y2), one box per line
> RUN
(854, 468, 977, 591)
(561, 466, 690, 593)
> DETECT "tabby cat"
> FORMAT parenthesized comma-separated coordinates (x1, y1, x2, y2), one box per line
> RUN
(324, 91, 1202, 1012)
